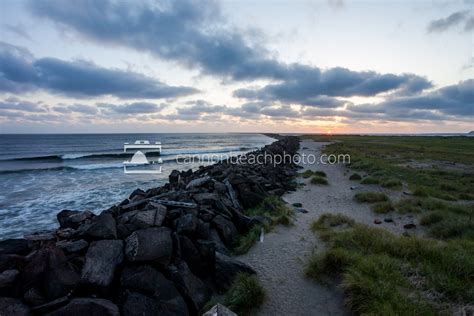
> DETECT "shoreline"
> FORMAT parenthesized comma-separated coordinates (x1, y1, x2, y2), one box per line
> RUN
(0, 136, 299, 315)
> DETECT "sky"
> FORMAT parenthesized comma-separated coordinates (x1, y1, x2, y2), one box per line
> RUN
(0, 0, 473, 134)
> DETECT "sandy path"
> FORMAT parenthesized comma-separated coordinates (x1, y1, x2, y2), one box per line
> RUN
(238, 140, 421, 316)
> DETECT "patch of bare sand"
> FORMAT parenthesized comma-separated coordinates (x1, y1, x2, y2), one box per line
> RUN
(238, 140, 425, 316)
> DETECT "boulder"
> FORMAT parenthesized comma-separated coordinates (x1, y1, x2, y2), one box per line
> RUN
(129, 188, 146, 200)
(131, 205, 167, 229)
(178, 236, 202, 276)
(169, 170, 180, 183)
(211, 215, 237, 248)
(123, 292, 160, 316)
(31, 296, 69, 314)
(55, 239, 88, 253)
(193, 193, 219, 205)
(120, 264, 188, 315)
(81, 240, 124, 289)
(176, 214, 197, 235)
(45, 298, 119, 316)
(208, 229, 230, 256)
(0, 239, 30, 255)
(57, 210, 94, 229)
(83, 213, 117, 239)
(0, 297, 30, 316)
(125, 227, 172, 264)
(0, 269, 19, 289)
(169, 261, 211, 313)
(214, 252, 256, 292)
(186, 176, 211, 189)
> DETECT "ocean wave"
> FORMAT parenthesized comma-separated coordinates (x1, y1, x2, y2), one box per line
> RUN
(5, 146, 255, 162)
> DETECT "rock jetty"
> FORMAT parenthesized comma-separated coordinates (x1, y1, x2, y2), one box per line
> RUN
(0, 136, 299, 315)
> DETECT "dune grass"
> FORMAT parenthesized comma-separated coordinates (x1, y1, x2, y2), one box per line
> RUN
(235, 196, 293, 254)
(371, 201, 394, 213)
(305, 135, 474, 201)
(349, 173, 362, 180)
(305, 213, 474, 315)
(310, 176, 328, 185)
(354, 192, 389, 203)
(224, 273, 265, 315)
(299, 170, 326, 178)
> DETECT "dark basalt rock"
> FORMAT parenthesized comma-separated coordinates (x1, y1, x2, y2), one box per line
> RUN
(55, 239, 88, 253)
(214, 252, 256, 292)
(0, 297, 30, 316)
(57, 210, 94, 229)
(168, 261, 211, 314)
(45, 298, 120, 316)
(82, 213, 117, 239)
(81, 240, 123, 290)
(176, 214, 198, 236)
(123, 291, 160, 316)
(0, 239, 30, 256)
(125, 227, 172, 264)
(211, 215, 238, 248)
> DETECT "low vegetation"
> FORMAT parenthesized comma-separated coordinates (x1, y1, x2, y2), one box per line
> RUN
(371, 201, 394, 213)
(310, 176, 328, 185)
(224, 273, 265, 315)
(349, 173, 361, 180)
(299, 169, 326, 178)
(235, 196, 293, 254)
(360, 176, 380, 185)
(354, 192, 389, 203)
(305, 213, 474, 315)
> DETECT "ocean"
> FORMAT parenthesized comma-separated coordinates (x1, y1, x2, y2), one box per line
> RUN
(0, 133, 274, 239)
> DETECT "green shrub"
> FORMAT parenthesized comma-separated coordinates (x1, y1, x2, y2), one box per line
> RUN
(310, 176, 328, 185)
(360, 176, 380, 184)
(354, 192, 389, 203)
(299, 170, 314, 178)
(314, 171, 327, 177)
(372, 201, 394, 213)
(349, 173, 362, 180)
(233, 226, 262, 255)
(225, 273, 265, 315)
(381, 178, 402, 188)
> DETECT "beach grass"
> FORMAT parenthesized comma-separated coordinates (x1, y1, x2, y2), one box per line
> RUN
(305, 213, 474, 315)
(224, 273, 265, 315)
(235, 195, 293, 254)
(371, 201, 394, 213)
(354, 192, 389, 203)
(349, 173, 362, 180)
(310, 176, 328, 185)
(299, 169, 326, 178)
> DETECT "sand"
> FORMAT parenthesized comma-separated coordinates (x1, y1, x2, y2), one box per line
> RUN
(238, 139, 423, 316)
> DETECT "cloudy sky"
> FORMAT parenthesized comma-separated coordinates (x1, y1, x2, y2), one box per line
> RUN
(0, 0, 473, 134)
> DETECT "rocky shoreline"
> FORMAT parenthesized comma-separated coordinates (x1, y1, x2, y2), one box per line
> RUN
(0, 136, 300, 315)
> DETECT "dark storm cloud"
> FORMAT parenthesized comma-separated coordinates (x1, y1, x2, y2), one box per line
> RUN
(348, 80, 474, 117)
(234, 69, 431, 105)
(29, 0, 431, 98)
(427, 10, 471, 33)
(0, 42, 198, 99)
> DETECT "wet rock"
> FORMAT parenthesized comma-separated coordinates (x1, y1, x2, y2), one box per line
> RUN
(212, 215, 237, 248)
(374, 219, 382, 224)
(169, 170, 180, 183)
(57, 210, 94, 229)
(125, 227, 172, 264)
(123, 292, 160, 316)
(176, 214, 198, 235)
(56, 239, 88, 253)
(131, 205, 167, 229)
(46, 298, 119, 316)
(31, 296, 69, 314)
(120, 265, 187, 315)
(0, 269, 19, 288)
(193, 192, 219, 205)
(0, 239, 30, 255)
(292, 202, 303, 207)
(186, 176, 211, 189)
(81, 240, 123, 290)
(384, 218, 394, 223)
(169, 261, 210, 313)
(208, 229, 230, 256)
(214, 252, 255, 292)
(404, 223, 416, 229)
(83, 213, 117, 239)
(129, 188, 146, 200)
(0, 297, 30, 316)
